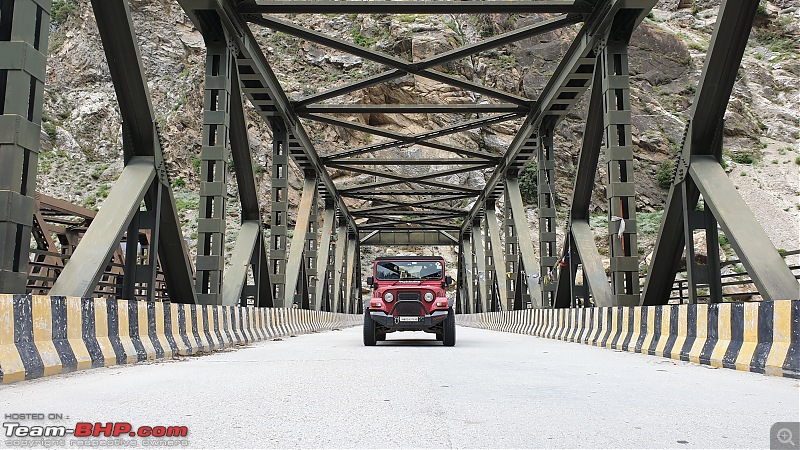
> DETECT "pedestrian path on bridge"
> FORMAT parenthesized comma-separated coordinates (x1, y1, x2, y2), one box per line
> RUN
(2, 326, 796, 449)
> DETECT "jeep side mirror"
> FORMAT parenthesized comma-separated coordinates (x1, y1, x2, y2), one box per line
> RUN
(366, 276, 374, 287)
(444, 275, 453, 287)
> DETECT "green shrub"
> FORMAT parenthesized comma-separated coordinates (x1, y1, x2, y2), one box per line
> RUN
(795, 156, 800, 165)
(51, 0, 77, 26)
(656, 159, 674, 189)
(518, 162, 538, 204)
(731, 150, 757, 164)
(173, 177, 186, 188)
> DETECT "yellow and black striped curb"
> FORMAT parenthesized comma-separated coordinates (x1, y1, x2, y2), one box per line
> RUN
(0, 295, 361, 383)
(457, 300, 799, 379)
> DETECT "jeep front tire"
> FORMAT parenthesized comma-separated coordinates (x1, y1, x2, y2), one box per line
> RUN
(363, 310, 377, 346)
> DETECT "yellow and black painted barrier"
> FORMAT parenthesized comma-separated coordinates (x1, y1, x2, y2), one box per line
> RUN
(0, 295, 360, 383)
(457, 300, 799, 379)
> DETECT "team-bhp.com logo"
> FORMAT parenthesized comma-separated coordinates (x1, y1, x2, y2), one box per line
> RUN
(4, 415, 189, 448)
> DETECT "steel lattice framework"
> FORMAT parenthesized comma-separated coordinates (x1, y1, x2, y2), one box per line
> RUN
(0, 0, 796, 314)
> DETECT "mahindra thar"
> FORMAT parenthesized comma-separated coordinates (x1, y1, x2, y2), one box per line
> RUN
(363, 256, 455, 346)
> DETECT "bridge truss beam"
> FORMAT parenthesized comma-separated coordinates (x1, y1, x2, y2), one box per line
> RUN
(642, 0, 799, 304)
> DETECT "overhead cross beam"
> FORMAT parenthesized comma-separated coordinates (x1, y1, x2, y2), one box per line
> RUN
(239, 1, 594, 14)
(248, 15, 534, 106)
(315, 113, 517, 161)
(292, 14, 581, 107)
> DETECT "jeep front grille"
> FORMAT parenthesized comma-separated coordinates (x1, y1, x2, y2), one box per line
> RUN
(394, 301, 424, 316)
(397, 291, 420, 301)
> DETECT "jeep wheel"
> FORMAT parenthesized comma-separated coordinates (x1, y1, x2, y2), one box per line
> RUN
(363, 310, 377, 346)
(377, 332, 386, 341)
(442, 308, 456, 346)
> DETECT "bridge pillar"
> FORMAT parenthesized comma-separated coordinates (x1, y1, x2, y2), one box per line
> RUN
(195, 42, 232, 305)
(537, 126, 558, 307)
(270, 122, 290, 306)
(0, 0, 51, 293)
(601, 40, 640, 306)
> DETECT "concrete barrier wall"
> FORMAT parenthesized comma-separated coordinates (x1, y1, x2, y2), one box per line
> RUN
(0, 295, 361, 383)
(457, 300, 799, 379)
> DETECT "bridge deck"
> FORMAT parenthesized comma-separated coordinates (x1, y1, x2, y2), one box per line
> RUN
(1, 327, 796, 448)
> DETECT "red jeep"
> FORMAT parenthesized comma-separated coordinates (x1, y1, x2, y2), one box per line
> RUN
(363, 256, 455, 346)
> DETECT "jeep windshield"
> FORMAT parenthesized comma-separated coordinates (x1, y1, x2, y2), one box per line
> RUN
(375, 260, 443, 281)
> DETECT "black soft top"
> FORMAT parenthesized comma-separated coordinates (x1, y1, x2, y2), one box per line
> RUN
(374, 256, 444, 261)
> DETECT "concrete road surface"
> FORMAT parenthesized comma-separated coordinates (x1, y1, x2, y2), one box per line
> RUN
(0, 326, 797, 449)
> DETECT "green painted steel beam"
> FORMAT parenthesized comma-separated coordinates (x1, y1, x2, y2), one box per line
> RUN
(49, 158, 155, 298)
(240, 1, 593, 14)
(299, 104, 527, 114)
(250, 15, 533, 106)
(506, 177, 542, 307)
(222, 221, 261, 306)
(570, 222, 614, 307)
(485, 205, 510, 311)
(315, 206, 335, 311)
(689, 156, 799, 301)
(642, 0, 762, 305)
(285, 177, 317, 308)
(293, 13, 578, 108)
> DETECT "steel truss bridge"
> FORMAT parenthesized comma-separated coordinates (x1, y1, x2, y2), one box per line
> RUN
(0, 0, 797, 313)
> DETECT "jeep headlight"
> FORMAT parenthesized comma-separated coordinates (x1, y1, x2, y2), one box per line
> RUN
(424, 292, 434, 302)
(383, 292, 394, 302)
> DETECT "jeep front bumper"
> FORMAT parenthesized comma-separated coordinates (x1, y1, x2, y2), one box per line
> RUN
(369, 310, 449, 331)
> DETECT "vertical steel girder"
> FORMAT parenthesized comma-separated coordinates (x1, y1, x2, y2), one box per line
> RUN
(462, 234, 475, 314)
(123, 181, 163, 302)
(196, 42, 231, 305)
(472, 220, 488, 313)
(270, 124, 289, 305)
(602, 39, 640, 306)
(537, 127, 558, 307)
(331, 221, 347, 313)
(344, 233, 357, 314)
(315, 204, 334, 311)
(503, 191, 522, 309)
(643, 0, 798, 304)
(49, 158, 156, 297)
(554, 59, 616, 308)
(506, 177, 542, 307)
(305, 189, 319, 308)
(483, 215, 496, 312)
(285, 176, 317, 309)
(485, 203, 510, 311)
(0, 0, 50, 293)
(227, 48, 272, 308)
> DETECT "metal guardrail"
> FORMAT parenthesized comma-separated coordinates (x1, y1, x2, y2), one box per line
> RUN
(668, 250, 800, 303)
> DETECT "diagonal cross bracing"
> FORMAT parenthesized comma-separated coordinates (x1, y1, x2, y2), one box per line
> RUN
(292, 14, 581, 107)
(247, 15, 534, 106)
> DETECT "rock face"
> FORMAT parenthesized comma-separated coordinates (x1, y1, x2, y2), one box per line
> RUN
(38, 1, 799, 290)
